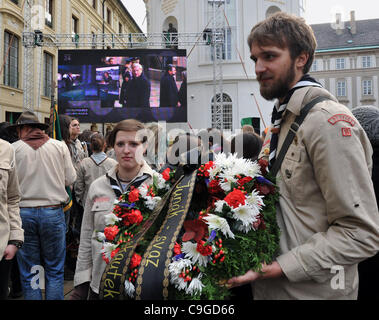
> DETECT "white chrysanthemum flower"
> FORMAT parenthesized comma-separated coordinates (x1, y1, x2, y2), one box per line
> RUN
(246, 161, 262, 179)
(104, 213, 122, 226)
(232, 204, 258, 227)
(234, 221, 254, 233)
(246, 189, 265, 213)
(170, 274, 188, 291)
(208, 166, 221, 180)
(97, 232, 106, 242)
(168, 258, 193, 276)
(203, 214, 235, 239)
(124, 280, 135, 298)
(153, 172, 167, 190)
(101, 242, 117, 261)
(138, 184, 149, 198)
(185, 275, 204, 295)
(214, 200, 227, 213)
(144, 195, 162, 210)
(182, 242, 210, 267)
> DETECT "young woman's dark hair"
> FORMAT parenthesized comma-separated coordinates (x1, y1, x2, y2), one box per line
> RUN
(90, 133, 105, 153)
(231, 133, 263, 162)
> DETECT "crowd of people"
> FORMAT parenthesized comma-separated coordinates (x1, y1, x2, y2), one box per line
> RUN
(0, 12, 378, 301)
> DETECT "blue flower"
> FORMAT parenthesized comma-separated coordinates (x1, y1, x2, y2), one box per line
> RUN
(173, 253, 185, 261)
(256, 176, 274, 186)
(118, 202, 136, 209)
(207, 230, 217, 242)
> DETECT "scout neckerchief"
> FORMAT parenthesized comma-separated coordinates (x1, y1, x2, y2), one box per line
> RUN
(268, 74, 322, 170)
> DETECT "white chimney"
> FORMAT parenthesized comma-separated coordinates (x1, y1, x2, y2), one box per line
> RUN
(350, 11, 357, 34)
(336, 13, 343, 35)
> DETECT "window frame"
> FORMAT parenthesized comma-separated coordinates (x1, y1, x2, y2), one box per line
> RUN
(3, 31, 19, 89)
(43, 51, 54, 97)
(336, 57, 346, 70)
(362, 79, 373, 96)
(362, 56, 371, 68)
(337, 80, 347, 97)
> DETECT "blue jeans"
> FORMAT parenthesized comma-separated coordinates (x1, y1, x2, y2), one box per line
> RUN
(17, 207, 66, 300)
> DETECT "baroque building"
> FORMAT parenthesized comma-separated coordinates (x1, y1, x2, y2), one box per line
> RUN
(0, 0, 142, 124)
(310, 12, 379, 109)
(143, 0, 305, 133)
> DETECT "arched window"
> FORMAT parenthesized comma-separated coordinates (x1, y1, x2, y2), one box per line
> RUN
(211, 93, 233, 130)
(266, 6, 281, 18)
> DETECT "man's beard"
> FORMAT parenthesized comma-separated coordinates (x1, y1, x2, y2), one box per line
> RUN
(258, 61, 296, 101)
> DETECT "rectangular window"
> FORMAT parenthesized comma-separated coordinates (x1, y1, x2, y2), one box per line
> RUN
(72, 15, 78, 34)
(92, 0, 96, 9)
(363, 80, 373, 95)
(43, 52, 53, 97)
(3, 31, 19, 88)
(336, 58, 345, 70)
(119, 22, 123, 34)
(45, 0, 53, 28)
(10, 0, 19, 5)
(107, 9, 111, 25)
(311, 60, 317, 72)
(206, 0, 236, 61)
(362, 56, 371, 68)
(337, 80, 346, 97)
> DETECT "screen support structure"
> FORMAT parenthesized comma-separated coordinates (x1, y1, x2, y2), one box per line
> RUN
(22, 1, 226, 127)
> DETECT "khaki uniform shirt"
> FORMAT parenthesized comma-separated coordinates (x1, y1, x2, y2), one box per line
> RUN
(74, 155, 117, 206)
(74, 160, 154, 294)
(12, 138, 77, 207)
(0, 139, 24, 261)
(254, 86, 379, 299)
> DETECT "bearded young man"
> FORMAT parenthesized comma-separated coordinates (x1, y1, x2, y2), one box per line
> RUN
(227, 12, 379, 299)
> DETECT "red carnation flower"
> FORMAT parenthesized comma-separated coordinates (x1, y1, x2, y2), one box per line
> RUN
(196, 240, 213, 256)
(208, 179, 223, 194)
(128, 187, 140, 203)
(162, 168, 171, 181)
(104, 225, 119, 241)
(130, 253, 142, 269)
(174, 242, 182, 255)
(224, 189, 246, 208)
(127, 209, 143, 225)
(238, 176, 253, 186)
(111, 247, 120, 259)
(203, 161, 215, 178)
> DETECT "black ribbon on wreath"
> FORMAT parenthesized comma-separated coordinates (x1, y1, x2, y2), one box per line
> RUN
(135, 170, 197, 300)
(99, 168, 197, 300)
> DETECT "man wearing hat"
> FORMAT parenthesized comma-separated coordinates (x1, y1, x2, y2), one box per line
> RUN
(9, 111, 76, 300)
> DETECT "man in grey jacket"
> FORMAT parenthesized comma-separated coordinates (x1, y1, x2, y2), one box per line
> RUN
(9, 111, 76, 300)
(227, 12, 379, 299)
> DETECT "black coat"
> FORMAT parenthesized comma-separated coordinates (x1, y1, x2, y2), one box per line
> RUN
(178, 78, 187, 107)
(159, 73, 178, 108)
(126, 74, 151, 108)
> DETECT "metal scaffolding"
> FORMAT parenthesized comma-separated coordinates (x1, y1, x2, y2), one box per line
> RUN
(23, 0, 34, 111)
(21, 1, 227, 127)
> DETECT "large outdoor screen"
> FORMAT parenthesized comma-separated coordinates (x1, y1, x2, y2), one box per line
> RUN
(58, 49, 187, 123)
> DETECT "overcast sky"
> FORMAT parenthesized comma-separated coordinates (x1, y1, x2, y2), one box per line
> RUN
(122, 0, 379, 32)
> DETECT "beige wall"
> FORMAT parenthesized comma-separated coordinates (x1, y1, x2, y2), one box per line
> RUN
(310, 50, 379, 109)
(0, 0, 141, 124)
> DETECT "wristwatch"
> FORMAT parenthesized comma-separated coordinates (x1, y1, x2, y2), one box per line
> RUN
(8, 240, 23, 249)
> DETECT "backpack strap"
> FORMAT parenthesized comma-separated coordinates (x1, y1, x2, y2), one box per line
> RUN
(270, 96, 332, 177)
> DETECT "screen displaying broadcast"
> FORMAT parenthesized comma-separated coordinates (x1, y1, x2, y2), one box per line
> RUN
(58, 49, 187, 123)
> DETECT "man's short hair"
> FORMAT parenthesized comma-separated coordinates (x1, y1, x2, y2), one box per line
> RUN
(247, 12, 317, 74)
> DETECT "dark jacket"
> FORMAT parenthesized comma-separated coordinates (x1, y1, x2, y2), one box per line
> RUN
(159, 73, 178, 108)
(126, 74, 151, 108)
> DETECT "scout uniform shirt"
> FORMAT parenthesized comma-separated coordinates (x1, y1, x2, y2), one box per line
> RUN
(74, 160, 154, 294)
(255, 86, 379, 299)
(0, 139, 23, 261)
